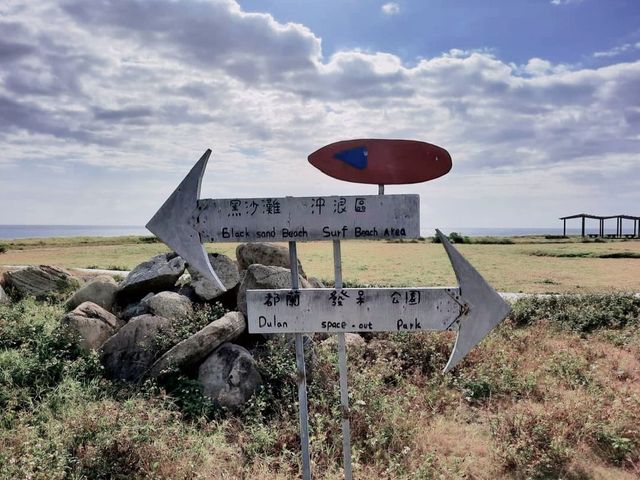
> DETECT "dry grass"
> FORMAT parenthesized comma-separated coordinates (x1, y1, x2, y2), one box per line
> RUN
(1, 295, 639, 478)
(1, 236, 639, 293)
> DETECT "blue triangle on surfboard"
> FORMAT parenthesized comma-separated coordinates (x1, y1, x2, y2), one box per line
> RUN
(334, 146, 368, 170)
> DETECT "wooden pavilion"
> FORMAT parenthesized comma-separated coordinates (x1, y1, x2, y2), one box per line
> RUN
(559, 214, 640, 238)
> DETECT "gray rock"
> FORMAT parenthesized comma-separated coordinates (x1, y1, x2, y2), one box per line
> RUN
(0, 285, 10, 305)
(100, 314, 174, 382)
(117, 253, 186, 302)
(120, 293, 153, 321)
(198, 343, 262, 409)
(237, 264, 311, 316)
(146, 291, 193, 322)
(62, 301, 124, 351)
(307, 277, 325, 288)
(148, 311, 245, 378)
(236, 243, 305, 277)
(189, 253, 240, 301)
(66, 275, 118, 312)
(5, 265, 81, 300)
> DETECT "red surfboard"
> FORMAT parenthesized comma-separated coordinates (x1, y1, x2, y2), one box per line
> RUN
(308, 139, 452, 185)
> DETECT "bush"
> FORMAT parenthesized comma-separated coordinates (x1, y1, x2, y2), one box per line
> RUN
(0, 298, 103, 412)
(138, 236, 160, 243)
(153, 302, 228, 355)
(0, 244, 7, 254)
(491, 408, 573, 478)
(472, 236, 515, 244)
(448, 232, 470, 244)
(510, 293, 640, 332)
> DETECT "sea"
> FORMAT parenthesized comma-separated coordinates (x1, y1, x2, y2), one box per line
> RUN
(0, 225, 612, 240)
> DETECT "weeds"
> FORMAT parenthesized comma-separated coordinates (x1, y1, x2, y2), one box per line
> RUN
(431, 233, 514, 244)
(491, 406, 573, 479)
(153, 302, 228, 355)
(530, 250, 640, 258)
(1, 294, 639, 478)
(510, 293, 640, 332)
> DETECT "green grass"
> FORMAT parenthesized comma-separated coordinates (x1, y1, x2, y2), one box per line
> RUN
(1, 294, 639, 478)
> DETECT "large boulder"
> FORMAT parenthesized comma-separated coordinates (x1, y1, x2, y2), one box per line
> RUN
(62, 302, 124, 351)
(116, 253, 185, 303)
(4, 265, 81, 300)
(148, 311, 245, 378)
(237, 264, 311, 316)
(66, 275, 118, 312)
(198, 343, 262, 409)
(236, 243, 305, 277)
(120, 293, 153, 321)
(0, 285, 10, 305)
(100, 314, 174, 382)
(145, 291, 193, 322)
(189, 253, 240, 301)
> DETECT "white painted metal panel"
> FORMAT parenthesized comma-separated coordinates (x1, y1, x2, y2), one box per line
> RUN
(247, 287, 464, 334)
(194, 194, 420, 242)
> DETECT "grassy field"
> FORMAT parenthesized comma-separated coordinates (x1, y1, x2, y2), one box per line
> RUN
(1, 236, 639, 478)
(1, 235, 640, 293)
(0, 294, 639, 479)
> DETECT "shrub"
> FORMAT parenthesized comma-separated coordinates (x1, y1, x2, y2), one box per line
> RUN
(139, 236, 160, 243)
(0, 298, 103, 411)
(448, 232, 470, 244)
(491, 408, 573, 479)
(510, 293, 640, 332)
(0, 243, 7, 254)
(472, 237, 515, 244)
(153, 302, 228, 355)
(592, 426, 636, 466)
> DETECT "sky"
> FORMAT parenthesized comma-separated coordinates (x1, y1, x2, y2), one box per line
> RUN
(0, 0, 639, 229)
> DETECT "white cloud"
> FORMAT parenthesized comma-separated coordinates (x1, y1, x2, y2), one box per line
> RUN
(0, 0, 638, 228)
(550, 0, 584, 5)
(593, 42, 640, 58)
(381, 2, 400, 15)
(521, 58, 570, 76)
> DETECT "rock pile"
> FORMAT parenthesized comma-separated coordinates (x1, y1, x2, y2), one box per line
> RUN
(2, 242, 357, 409)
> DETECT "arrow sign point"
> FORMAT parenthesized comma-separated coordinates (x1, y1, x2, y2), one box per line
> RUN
(146, 150, 226, 291)
(436, 229, 511, 373)
(334, 146, 368, 170)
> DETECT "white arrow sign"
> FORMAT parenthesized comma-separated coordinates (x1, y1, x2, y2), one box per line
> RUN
(147, 150, 418, 290)
(247, 230, 510, 372)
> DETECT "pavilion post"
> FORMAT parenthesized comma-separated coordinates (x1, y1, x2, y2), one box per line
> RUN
(581, 217, 585, 237)
(563, 219, 566, 236)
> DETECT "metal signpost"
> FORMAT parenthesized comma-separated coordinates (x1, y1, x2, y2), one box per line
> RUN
(147, 145, 510, 480)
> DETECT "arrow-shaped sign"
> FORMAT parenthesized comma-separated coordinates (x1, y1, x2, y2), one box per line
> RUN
(247, 230, 510, 372)
(146, 150, 420, 291)
(146, 150, 225, 290)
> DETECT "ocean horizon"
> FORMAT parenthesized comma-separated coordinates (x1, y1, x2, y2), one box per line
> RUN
(0, 224, 626, 240)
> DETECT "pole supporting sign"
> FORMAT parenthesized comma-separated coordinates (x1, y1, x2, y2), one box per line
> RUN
(146, 145, 511, 479)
